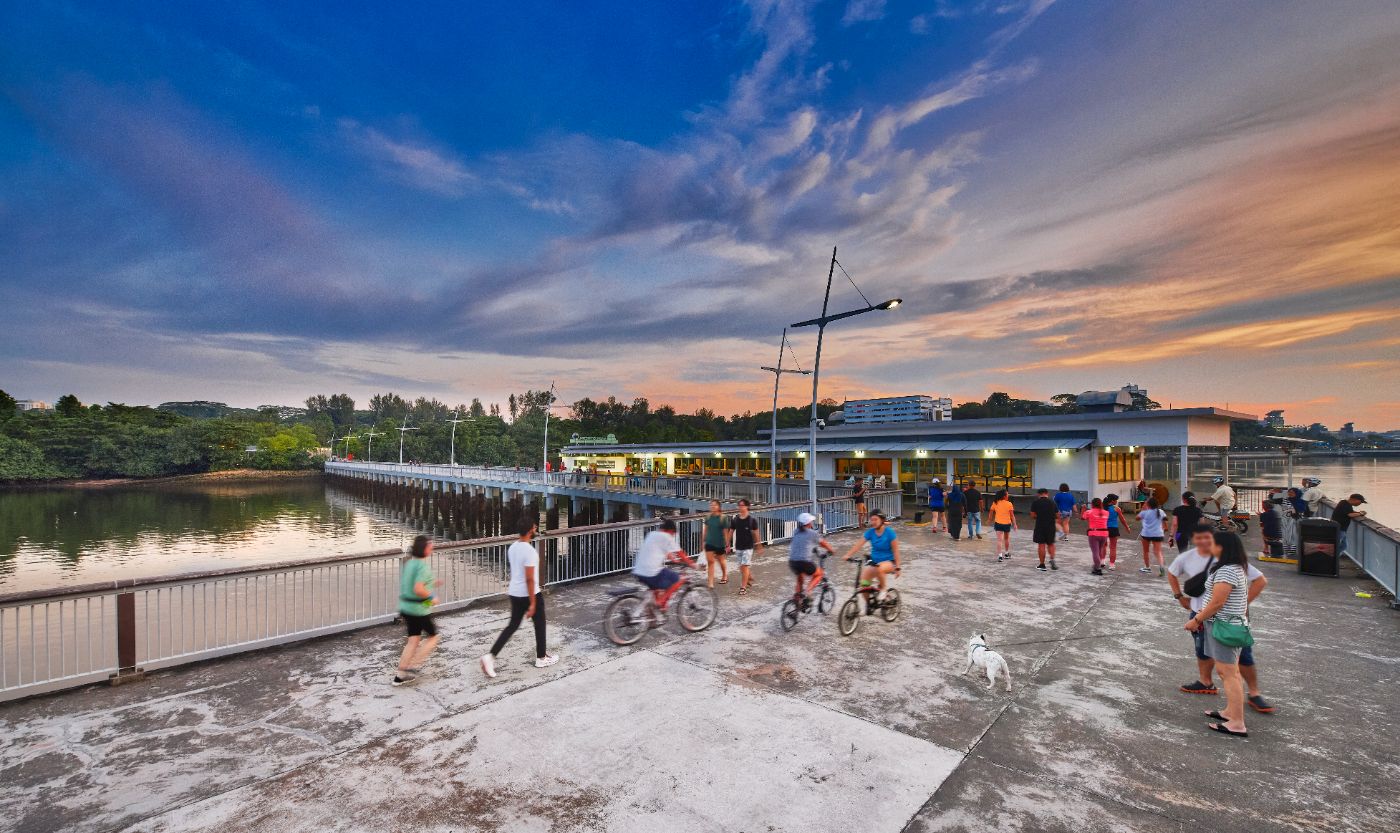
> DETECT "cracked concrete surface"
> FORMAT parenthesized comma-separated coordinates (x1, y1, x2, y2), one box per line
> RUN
(2, 524, 1397, 832)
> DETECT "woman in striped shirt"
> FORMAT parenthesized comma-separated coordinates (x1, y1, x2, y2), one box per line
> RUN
(1185, 531, 1253, 738)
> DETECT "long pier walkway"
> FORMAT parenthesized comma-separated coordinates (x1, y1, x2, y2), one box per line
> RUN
(2, 525, 1395, 832)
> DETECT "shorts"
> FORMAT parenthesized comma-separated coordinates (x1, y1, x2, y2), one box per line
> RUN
(1108, 527, 1121, 539)
(788, 560, 817, 576)
(704, 544, 727, 555)
(636, 568, 679, 590)
(1058, 510, 1073, 519)
(855, 502, 867, 511)
(1189, 612, 1253, 665)
(994, 523, 1012, 533)
(734, 548, 755, 566)
(1142, 535, 1164, 542)
(1032, 528, 1056, 545)
(402, 613, 437, 638)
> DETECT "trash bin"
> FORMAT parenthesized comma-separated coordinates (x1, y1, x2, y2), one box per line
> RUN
(1298, 518, 1340, 577)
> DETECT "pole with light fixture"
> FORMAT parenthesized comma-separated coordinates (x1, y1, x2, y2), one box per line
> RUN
(760, 327, 812, 504)
(789, 247, 902, 521)
(447, 415, 466, 466)
(395, 416, 418, 464)
(362, 428, 383, 462)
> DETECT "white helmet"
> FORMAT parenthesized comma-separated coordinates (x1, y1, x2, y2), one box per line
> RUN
(1302, 477, 1321, 487)
(1212, 476, 1226, 485)
(931, 478, 941, 484)
(797, 512, 817, 527)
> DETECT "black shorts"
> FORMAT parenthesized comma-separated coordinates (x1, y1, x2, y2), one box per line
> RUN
(1142, 535, 1164, 542)
(1032, 528, 1056, 545)
(994, 523, 1012, 533)
(1108, 527, 1121, 538)
(403, 613, 437, 638)
(704, 544, 727, 555)
(788, 560, 817, 576)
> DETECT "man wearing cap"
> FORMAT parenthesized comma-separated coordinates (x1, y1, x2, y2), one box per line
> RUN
(1330, 494, 1367, 555)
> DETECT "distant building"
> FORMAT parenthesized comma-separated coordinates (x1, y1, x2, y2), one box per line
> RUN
(842, 395, 953, 424)
(1123, 383, 1148, 400)
(16, 400, 52, 412)
(1077, 390, 1133, 413)
(1308, 422, 1328, 434)
(1338, 422, 1357, 438)
(1262, 409, 1285, 429)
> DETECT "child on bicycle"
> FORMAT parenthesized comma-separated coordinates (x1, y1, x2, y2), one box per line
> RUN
(789, 512, 833, 605)
(843, 510, 901, 603)
(632, 518, 696, 611)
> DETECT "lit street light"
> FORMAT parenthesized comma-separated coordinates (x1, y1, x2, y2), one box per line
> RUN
(790, 246, 902, 521)
(760, 327, 811, 504)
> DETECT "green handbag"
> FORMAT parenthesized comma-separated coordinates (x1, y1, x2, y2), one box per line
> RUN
(1211, 614, 1254, 648)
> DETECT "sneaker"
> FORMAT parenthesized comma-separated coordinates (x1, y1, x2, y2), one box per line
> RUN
(1247, 694, 1276, 714)
(1138, 567, 1153, 574)
(1108, 562, 1117, 570)
(1090, 568, 1104, 576)
(996, 554, 1006, 562)
(534, 654, 559, 669)
(1157, 565, 1166, 577)
(1180, 681, 1218, 695)
(975, 534, 983, 539)
(391, 672, 418, 687)
(876, 589, 889, 603)
(480, 654, 497, 679)
(1037, 563, 1047, 572)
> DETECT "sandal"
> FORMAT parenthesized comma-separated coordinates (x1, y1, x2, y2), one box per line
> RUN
(1208, 723, 1248, 738)
(1204, 710, 1227, 721)
(738, 587, 747, 596)
(719, 578, 729, 584)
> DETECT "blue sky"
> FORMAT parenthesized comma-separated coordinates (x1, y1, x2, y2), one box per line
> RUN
(3, 1, 1398, 427)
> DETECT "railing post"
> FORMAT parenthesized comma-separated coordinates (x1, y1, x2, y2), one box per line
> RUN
(110, 590, 145, 685)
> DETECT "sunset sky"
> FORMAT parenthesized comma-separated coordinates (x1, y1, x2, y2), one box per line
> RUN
(3, 1, 1398, 429)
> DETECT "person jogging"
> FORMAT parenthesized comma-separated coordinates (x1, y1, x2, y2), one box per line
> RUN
(1104, 494, 1131, 570)
(392, 535, 441, 686)
(480, 521, 557, 678)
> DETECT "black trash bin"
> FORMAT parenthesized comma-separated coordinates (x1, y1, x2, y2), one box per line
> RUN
(1298, 518, 1340, 577)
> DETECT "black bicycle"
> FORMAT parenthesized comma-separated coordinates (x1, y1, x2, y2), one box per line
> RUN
(779, 554, 835, 631)
(837, 557, 902, 637)
(604, 562, 718, 645)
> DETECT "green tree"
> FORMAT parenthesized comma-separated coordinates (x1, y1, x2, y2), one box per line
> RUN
(55, 394, 84, 417)
(0, 435, 60, 480)
(0, 389, 16, 420)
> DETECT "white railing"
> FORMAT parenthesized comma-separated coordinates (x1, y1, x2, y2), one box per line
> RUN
(1322, 499, 1400, 605)
(0, 492, 899, 702)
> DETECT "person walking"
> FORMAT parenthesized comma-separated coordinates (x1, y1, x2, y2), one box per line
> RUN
(1084, 498, 1110, 575)
(392, 535, 441, 686)
(1137, 497, 1168, 575)
(1104, 494, 1131, 570)
(964, 482, 983, 539)
(1030, 488, 1058, 571)
(1170, 492, 1203, 551)
(946, 483, 966, 541)
(852, 478, 868, 528)
(990, 490, 1018, 562)
(480, 521, 557, 678)
(1185, 531, 1260, 738)
(1166, 524, 1272, 714)
(927, 479, 946, 533)
(731, 499, 762, 595)
(1330, 494, 1367, 555)
(1053, 484, 1076, 541)
(702, 499, 731, 589)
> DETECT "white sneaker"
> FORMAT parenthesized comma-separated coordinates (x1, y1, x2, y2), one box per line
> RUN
(480, 653, 497, 678)
(876, 589, 889, 603)
(391, 671, 418, 687)
(534, 654, 559, 668)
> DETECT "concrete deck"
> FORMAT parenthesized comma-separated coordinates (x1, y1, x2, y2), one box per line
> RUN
(2, 525, 1397, 833)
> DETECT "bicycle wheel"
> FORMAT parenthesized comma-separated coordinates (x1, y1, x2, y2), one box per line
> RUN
(838, 597, 861, 636)
(880, 588, 902, 622)
(779, 599, 800, 631)
(1233, 519, 1249, 535)
(817, 582, 836, 614)
(604, 595, 649, 645)
(676, 583, 718, 632)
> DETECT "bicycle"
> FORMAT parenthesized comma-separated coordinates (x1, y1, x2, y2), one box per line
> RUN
(604, 561, 718, 645)
(779, 554, 835, 631)
(837, 557, 902, 636)
(1201, 508, 1249, 535)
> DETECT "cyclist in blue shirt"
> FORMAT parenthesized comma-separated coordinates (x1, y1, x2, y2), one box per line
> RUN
(1053, 484, 1078, 541)
(843, 510, 902, 603)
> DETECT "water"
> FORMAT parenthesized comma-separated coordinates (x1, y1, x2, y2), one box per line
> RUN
(0, 479, 416, 594)
(1144, 457, 1400, 527)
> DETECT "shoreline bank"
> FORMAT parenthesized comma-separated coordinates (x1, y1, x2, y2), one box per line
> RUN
(0, 468, 323, 491)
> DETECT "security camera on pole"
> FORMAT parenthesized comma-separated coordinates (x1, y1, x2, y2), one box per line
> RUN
(790, 246, 901, 523)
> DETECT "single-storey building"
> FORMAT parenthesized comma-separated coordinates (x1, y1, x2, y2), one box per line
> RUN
(561, 407, 1254, 502)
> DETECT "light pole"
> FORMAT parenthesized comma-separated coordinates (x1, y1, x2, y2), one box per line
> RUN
(541, 381, 558, 473)
(447, 416, 466, 466)
(340, 433, 357, 459)
(760, 327, 811, 504)
(790, 246, 901, 521)
(362, 428, 384, 462)
(396, 416, 419, 465)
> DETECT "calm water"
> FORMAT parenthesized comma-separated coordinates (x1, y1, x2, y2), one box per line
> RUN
(0, 480, 415, 593)
(1145, 457, 1400, 527)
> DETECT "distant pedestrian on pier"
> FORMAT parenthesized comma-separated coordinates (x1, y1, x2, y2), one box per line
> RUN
(990, 490, 1017, 561)
(1300, 478, 1326, 517)
(1084, 498, 1110, 575)
(1030, 488, 1058, 571)
(852, 478, 868, 527)
(731, 499, 762, 595)
(703, 499, 731, 589)
(392, 535, 441, 687)
(1170, 492, 1203, 551)
(928, 479, 946, 533)
(963, 483, 983, 539)
(946, 483, 965, 541)
(1137, 498, 1168, 576)
(1104, 493, 1131, 570)
(1053, 484, 1076, 541)
(480, 521, 557, 678)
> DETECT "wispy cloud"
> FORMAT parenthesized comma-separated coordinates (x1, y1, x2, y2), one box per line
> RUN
(841, 0, 886, 27)
(338, 118, 475, 197)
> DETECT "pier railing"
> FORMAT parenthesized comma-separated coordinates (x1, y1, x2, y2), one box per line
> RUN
(0, 491, 899, 703)
(1323, 499, 1400, 605)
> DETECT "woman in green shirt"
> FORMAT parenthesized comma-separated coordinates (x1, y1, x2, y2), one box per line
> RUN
(393, 535, 441, 686)
(703, 499, 731, 589)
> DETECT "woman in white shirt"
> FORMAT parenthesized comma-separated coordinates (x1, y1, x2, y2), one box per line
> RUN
(1137, 497, 1169, 576)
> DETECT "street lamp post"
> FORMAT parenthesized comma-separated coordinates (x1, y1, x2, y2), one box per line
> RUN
(789, 246, 902, 522)
(447, 417, 465, 466)
(541, 381, 557, 474)
(396, 416, 419, 465)
(340, 434, 357, 459)
(362, 428, 384, 462)
(760, 327, 811, 504)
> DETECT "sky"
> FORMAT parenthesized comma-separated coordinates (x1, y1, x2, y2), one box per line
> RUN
(2, 0, 1398, 430)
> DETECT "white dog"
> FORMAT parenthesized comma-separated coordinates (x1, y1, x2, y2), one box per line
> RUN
(964, 633, 1012, 693)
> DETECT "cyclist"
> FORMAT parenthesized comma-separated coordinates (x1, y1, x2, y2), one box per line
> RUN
(1300, 478, 1326, 517)
(843, 509, 901, 604)
(632, 518, 696, 612)
(788, 512, 833, 607)
(1203, 476, 1236, 521)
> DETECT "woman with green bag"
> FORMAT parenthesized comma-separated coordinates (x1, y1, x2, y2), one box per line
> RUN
(1185, 531, 1255, 738)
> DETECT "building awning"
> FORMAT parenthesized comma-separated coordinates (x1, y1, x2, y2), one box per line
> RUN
(566, 436, 1095, 456)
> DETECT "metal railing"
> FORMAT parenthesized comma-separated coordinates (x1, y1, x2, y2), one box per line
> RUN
(325, 461, 853, 505)
(1321, 499, 1400, 605)
(0, 491, 899, 703)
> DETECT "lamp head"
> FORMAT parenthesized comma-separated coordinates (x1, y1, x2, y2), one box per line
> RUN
(876, 298, 902, 310)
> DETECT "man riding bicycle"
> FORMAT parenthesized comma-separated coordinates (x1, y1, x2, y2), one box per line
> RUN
(843, 510, 901, 604)
(1203, 476, 1237, 519)
(632, 518, 696, 611)
(789, 512, 834, 606)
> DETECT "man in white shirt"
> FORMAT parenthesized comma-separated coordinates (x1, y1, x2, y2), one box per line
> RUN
(633, 518, 694, 609)
(1300, 478, 1326, 517)
(1203, 477, 1236, 517)
(481, 521, 558, 678)
(1166, 524, 1274, 713)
